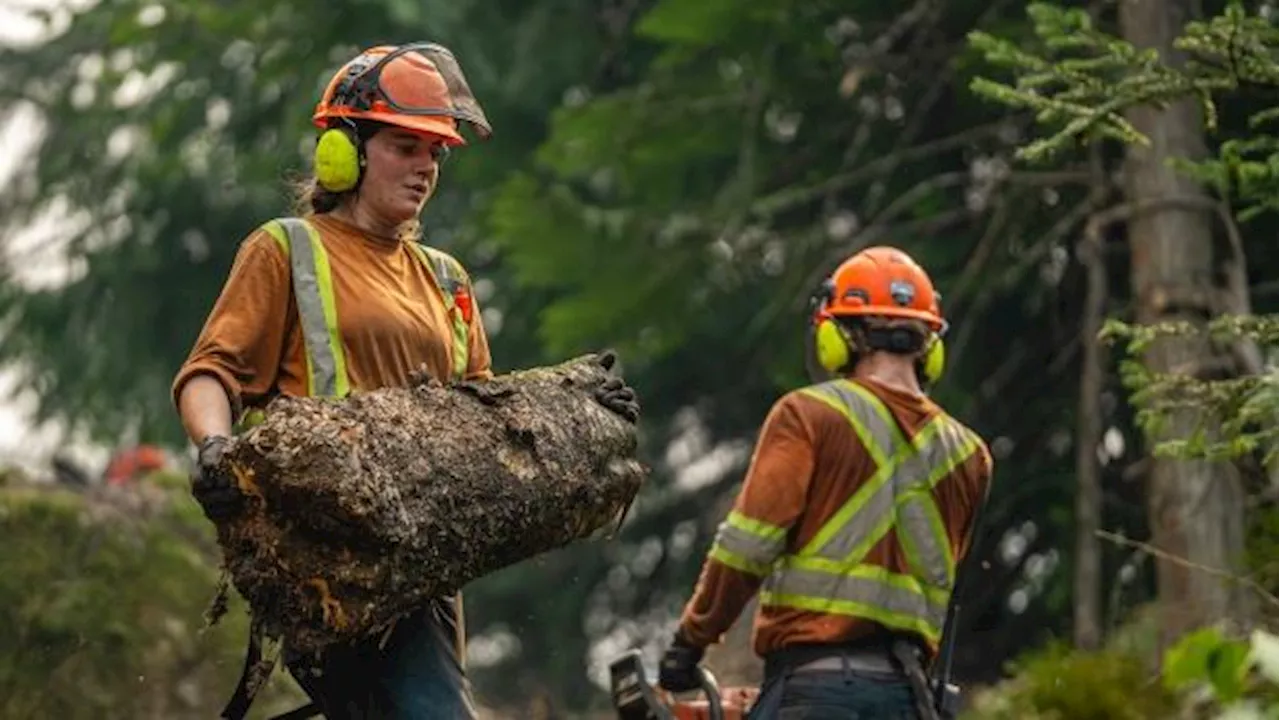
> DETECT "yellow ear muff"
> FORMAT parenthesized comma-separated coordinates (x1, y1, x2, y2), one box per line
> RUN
(314, 128, 362, 192)
(921, 334, 946, 384)
(814, 318, 851, 373)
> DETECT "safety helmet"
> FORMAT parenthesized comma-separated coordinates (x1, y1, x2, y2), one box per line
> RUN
(311, 43, 492, 192)
(808, 246, 947, 383)
(823, 246, 945, 329)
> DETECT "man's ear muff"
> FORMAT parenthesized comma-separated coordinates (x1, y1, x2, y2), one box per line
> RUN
(314, 126, 363, 192)
(814, 316, 851, 373)
(920, 333, 946, 384)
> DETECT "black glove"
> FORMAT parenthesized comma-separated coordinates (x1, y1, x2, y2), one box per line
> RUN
(190, 435, 244, 522)
(658, 633, 705, 693)
(593, 350, 640, 423)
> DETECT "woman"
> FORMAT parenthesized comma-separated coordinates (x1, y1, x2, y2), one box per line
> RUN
(172, 43, 638, 719)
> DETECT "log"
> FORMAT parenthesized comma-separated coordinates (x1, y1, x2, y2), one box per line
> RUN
(212, 354, 646, 656)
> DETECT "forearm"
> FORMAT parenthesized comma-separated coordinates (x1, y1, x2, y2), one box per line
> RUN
(178, 374, 234, 444)
(678, 562, 764, 648)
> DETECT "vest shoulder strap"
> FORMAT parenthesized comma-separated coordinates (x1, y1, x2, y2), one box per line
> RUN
(417, 243, 471, 295)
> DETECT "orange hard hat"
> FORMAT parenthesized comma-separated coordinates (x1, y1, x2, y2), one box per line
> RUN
(313, 43, 492, 146)
(823, 246, 945, 330)
(103, 444, 169, 486)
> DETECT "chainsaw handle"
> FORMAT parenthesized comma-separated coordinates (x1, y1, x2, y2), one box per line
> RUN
(696, 666, 725, 720)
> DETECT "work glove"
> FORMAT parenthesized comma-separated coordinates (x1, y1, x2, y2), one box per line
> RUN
(190, 435, 244, 523)
(657, 633, 705, 693)
(593, 350, 640, 423)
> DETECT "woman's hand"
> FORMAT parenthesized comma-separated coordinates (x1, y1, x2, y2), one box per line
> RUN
(593, 350, 640, 423)
(190, 435, 245, 522)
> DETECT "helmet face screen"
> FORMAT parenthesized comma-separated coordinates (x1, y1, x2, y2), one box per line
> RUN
(317, 43, 493, 142)
(364, 49, 454, 115)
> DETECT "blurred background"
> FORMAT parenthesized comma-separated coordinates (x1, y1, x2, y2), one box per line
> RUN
(0, 0, 1275, 718)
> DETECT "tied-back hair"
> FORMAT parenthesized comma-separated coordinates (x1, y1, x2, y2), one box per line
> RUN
(289, 120, 425, 244)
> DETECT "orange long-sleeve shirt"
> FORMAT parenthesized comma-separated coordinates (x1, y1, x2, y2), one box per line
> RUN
(172, 213, 492, 415)
(678, 377, 992, 659)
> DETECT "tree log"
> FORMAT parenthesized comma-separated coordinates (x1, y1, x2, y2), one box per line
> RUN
(212, 354, 646, 656)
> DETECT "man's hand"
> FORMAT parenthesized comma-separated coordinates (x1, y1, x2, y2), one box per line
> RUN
(593, 350, 640, 423)
(190, 435, 244, 523)
(658, 633, 705, 693)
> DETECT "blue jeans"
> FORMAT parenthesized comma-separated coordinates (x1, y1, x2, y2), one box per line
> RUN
(285, 596, 477, 719)
(747, 669, 919, 720)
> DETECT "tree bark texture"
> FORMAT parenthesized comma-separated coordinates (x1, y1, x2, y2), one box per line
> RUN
(212, 355, 646, 656)
(1074, 220, 1107, 651)
(1118, 0, 1253, 645)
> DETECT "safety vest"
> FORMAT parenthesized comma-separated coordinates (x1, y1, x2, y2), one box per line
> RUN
(237, 217, 472, 427)
(708, 379, 982, 646)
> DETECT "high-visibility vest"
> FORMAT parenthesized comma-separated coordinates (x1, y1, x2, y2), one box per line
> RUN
(236, 217, 473, 429)
(708, 379, 983, 646)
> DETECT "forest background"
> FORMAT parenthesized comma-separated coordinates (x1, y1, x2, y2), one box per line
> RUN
(0, 0, 1276, 717)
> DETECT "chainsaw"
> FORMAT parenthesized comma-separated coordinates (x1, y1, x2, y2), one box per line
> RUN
(608, 650, 759, 720)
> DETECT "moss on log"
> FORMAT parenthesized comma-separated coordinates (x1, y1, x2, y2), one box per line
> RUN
(213, 354, 646, 656)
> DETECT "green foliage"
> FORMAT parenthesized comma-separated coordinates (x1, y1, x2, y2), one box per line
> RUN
(1164, 627, 1250, 703)
(971, 0, 1278, 577)
(963, 640, 1178, 719)
(1244, 507, 1278, 599)
(0, 0, 623, 445)
(0, 475, 304, 718)
(7, 0, 1266, 709)
(965, 625, 1280, 720)
(970, 4, 1172, 154)
(969, 1, 1278, 221)
(1100, 316, 1279, 466)
(1162, 626, 1279, 719)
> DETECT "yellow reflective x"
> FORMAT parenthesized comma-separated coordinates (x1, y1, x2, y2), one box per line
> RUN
(759, 379, 981, 641)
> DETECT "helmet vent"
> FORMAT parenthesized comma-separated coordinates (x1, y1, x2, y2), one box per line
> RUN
(889, 280, 916, 306)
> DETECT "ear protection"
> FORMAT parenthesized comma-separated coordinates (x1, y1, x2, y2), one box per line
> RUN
(314, 123, 364, 192)
(313, 54, 378, 193)
(808, 281, 947, 385)
(312, 122, 450, 194)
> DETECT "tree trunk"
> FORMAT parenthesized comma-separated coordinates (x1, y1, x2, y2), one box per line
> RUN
(1074, 219, 1107, 651)
(212, 355, 646, 656)
(1118, 0, 1253, 646)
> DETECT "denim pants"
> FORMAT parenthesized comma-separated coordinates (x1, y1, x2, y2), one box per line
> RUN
(747, 667, 919, 720)
(284, 596, 478, 719)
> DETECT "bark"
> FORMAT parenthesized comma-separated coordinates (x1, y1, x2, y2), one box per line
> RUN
(1118, 0, 1253, 645)
(211, 354, 646, 656)
(1074, 217, 1107, 651)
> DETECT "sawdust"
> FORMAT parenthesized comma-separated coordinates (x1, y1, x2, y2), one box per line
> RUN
(211, 354, 646, 657)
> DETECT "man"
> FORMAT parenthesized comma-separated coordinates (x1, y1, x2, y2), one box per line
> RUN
(658, 247, 993, 719)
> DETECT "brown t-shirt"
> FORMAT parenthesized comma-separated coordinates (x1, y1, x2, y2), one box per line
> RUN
(172, 213, 493, 414)
(677, 377, 992, 659)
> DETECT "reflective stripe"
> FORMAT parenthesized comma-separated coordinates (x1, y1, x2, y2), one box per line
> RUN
(271, 218, 350, 398)
(709, 510, 788, 576)
(237, 220, 472, 432)
(799, 381, 900, 469)
(760, 379, 980, 641)
(796, 381, 903, 556)
(760, 563, 947, 642)
(412, 245, 471, 381)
